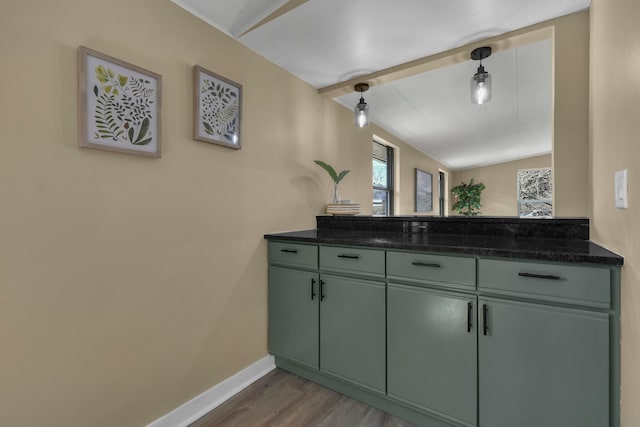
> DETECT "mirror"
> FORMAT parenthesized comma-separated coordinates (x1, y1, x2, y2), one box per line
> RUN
(334, 38, 553, 217)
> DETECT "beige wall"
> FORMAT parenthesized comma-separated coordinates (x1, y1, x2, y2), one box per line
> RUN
(590, 1, 640, 425)
(452, 155, 552, 216)
(0, 1, 441, 426)
(552, 10, 590, 216)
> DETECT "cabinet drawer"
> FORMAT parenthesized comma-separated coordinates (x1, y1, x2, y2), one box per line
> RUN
(387, 251, 476, 290)
(319, 246, 385, 277)
(268, 241, 318, 269)
(478, 259, 611, 308)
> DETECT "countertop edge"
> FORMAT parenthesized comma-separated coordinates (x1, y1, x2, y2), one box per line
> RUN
(263, 230, 624, 266)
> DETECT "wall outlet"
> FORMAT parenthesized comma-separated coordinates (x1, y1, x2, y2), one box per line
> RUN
(615, 169, 628, 209)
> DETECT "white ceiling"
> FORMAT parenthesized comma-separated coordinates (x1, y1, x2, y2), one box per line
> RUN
(171, 0, 590, 170)
(335, 39, 553, 170)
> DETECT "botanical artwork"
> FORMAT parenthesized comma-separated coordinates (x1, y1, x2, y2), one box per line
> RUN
(517, 168, 553, 217)
(79, 47, 161, 157)
(415, 169, 433, 212)
(194, 66, 242, 149)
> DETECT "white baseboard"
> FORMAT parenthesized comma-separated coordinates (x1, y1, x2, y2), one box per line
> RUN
(147, 355, 276, 427)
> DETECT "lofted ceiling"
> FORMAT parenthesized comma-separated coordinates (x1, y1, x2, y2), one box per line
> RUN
(171, 0, 590, 170)
(334, 39, 552, 170)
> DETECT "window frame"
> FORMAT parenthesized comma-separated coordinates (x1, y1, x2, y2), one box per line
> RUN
(372, 141, 394, 216)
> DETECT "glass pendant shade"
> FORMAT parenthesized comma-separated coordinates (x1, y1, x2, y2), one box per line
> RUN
(354, 97, 369, 128)
(471, 65, 492, 105)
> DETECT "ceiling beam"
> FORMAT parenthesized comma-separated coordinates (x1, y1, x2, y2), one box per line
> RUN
(317, 19, 555, 98)
(235, 0, 310, 38)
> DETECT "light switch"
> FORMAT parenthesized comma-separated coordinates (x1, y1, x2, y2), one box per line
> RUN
(615, 169, 628, 209)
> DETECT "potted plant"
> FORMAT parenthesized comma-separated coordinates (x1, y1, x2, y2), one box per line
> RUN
(451, 178, 486, 216)
(314, 160, 350, 204)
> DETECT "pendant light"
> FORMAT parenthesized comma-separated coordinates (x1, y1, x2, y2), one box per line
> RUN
(354, 83, 370, 128)
(470, 46, 492, 105)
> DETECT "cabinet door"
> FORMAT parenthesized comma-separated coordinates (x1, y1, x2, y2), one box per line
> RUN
(319, 274, 385, 393)
(268, 266, 319, 369)
(479, 298, 609, 427)
(388, 283, 477, 426)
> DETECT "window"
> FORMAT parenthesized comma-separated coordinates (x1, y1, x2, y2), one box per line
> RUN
(517, 167, 552, 217)
(373, 141, 394, 216)
(438, 171, 446, 217)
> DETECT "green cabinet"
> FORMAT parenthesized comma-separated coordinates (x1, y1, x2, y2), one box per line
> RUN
(268, 265, 319, 369)
(478, 297, 609, 427)
(269, 241, 318, 270)
(268, 242, 386, 394)
(320, 274, 386, 393)
(320, 245, 385, 278)
(478, 258, 611, 308)
(387, 251, 476, 291)
(388, 283, 477, 426)
(268, 241, 619, 427)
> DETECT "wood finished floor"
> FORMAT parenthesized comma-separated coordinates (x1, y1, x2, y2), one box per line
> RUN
(190, 369, 416, 427)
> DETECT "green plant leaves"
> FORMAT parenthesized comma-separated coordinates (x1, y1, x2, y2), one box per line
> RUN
(451, 178, 486, 216)
(336, 170, 350, 183)
(131, 77, 153, 98)
(134, 118, 150, 143)
(203, 122, 215, 135)
(94, 92, 121, 141)
(314, 160, 350, 184)
(218, 102, 237, 127)
(200, 79, 240, 139)
(95, 65, 109, 83)
(92, 63, 154, 147)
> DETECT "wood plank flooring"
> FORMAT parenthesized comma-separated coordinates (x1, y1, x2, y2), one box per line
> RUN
(190, 369, 416, 427)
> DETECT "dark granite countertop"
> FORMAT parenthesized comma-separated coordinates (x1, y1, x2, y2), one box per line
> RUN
(264, 229, 623, 266)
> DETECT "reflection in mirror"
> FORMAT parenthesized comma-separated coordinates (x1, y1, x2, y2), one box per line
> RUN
(372, 141, 394, 216)
(335, 38, 553, 217)
(517, 167, 553, 217)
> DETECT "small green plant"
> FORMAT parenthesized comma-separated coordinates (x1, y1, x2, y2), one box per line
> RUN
(451, 178, 486, 216)
(314, 160, 350, 204)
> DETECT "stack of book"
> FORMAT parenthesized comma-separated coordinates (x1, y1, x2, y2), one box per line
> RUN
(326, 203, 362, 215)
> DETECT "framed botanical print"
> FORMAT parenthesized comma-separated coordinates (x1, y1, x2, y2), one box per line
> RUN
(78, 46, 162, 157)
(193, 65, 242, 149)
